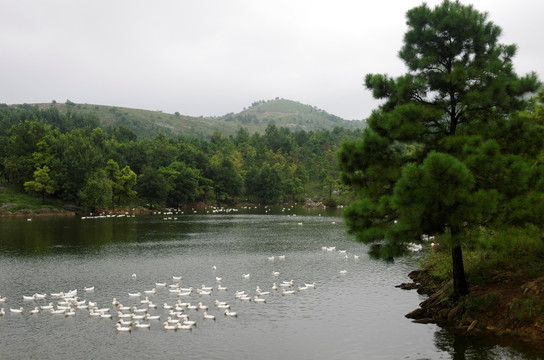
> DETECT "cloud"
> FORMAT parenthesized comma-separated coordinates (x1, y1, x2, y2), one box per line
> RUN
(1, 0, 542, 120)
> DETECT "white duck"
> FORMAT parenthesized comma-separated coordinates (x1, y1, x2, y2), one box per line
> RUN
(224, 310, 238, 317)
(133, 321, 151, 329)
(203, 311, 216, 320)
(115, 323, 132, 332)
(163, 321, 178, 330)
(177, 323, 193, 330)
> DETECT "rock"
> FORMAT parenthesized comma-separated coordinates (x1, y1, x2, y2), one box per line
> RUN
(396, 282, 419, 290)
(447, 305, 463, 323)
(412, 318, 435, 324)
(405, 308, 426, 319)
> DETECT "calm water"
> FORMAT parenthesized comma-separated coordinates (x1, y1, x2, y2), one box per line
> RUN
(0, 206, 541, 360)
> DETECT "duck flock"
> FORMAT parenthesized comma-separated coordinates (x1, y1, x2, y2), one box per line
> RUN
(0, 246, 358, 334)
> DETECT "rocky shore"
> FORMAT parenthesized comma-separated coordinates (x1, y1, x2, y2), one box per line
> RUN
(399, 269, 544, 346)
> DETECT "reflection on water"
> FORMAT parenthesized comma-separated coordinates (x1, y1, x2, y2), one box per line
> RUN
(0, 207, 542, 359)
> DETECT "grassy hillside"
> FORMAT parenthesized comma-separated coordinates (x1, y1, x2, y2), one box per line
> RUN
(217, 98, 365, 133)
(34, 102, 239, 139)
(29, 99, 364, 139)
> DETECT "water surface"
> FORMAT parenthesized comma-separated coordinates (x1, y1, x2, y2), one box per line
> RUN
(0, 207, 540, 359)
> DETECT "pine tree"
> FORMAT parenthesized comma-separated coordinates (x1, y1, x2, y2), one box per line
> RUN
(340, 0, 541, 299)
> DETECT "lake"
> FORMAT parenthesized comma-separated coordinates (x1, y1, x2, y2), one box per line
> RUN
(0, 206, 541, 359)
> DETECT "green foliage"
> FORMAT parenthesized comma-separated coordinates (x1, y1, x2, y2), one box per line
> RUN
(23, 165, 58, 203)
(340, 0, 542, 298)
(136, 166, 167, 209)
(392, 152, 474, 242)
(78, 170, 112, 212)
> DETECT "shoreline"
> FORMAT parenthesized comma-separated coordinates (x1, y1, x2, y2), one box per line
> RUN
(0, 199, 331, 218)
(400, 269, 544, 349)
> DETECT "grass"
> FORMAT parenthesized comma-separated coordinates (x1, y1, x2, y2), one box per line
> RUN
(420, 225, 544, 327)
(0, 184, 64, 213)
(421, 225, 544, 284)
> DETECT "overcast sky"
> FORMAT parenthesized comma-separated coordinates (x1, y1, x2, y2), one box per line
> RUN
(1, 0, 542, 120)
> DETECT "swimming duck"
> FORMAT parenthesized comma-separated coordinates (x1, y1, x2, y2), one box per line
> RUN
(115, 323, 132, 332)
(10, 307, 24, 313)
(163, 322, 178, 330)
(83, 286, 94, 292)
(224, 310, 238, 317)
(40, 303, 54, 310)
(203, 311, 216, 320)
(145, 314, 161, 320)
(30, 307, 40, 314)
(133, 321, 151, 328)
(177, 323, 193, 330)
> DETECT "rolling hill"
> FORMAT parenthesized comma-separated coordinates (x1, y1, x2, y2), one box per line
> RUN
(29, 99, 365, 139)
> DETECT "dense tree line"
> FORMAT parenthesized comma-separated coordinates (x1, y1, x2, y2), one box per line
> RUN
(339, 0, 543, 299)
(0, 104, 360, 210)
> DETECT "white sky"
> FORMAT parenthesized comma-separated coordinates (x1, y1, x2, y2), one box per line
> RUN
(1, 0, 542, 120)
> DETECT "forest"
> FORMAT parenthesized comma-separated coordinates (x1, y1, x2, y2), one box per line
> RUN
(0, 103, 360, 212)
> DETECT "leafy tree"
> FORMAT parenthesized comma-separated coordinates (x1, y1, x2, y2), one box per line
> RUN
(118, 165, 138, 204)
(78, 170, 112, 212)
(24, 165, 58, 203)
(340, 0, 540, 298)
(105, 159, 122, 204)
(209, 155, 242, 203)
(160, 161, 200, 207)
(136, 166, 167, 209)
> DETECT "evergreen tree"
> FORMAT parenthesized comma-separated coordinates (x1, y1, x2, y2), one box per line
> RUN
(339, 0, 541, 298)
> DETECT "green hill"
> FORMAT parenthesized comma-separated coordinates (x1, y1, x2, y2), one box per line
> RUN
(217, 98, 364, 133)
(27, 99, 365, 139)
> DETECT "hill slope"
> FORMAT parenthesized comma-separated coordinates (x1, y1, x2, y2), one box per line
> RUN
(217, 99, 364, 133)
(29, 99, 365, 138)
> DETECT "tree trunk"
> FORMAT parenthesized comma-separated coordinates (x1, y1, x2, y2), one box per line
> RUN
(451, 244, 469, 299)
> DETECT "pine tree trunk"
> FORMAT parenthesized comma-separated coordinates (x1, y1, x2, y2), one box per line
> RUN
(451, 244, 469, 299)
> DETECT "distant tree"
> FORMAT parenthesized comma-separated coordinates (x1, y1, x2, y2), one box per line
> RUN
(210, 156, 242, 202)
(24, 165, 58, 203)
(78, 170, 112, 212)
(160, 161, 200, 207)
(136, 166, 167, 209)
(118, 165, 138, 204)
